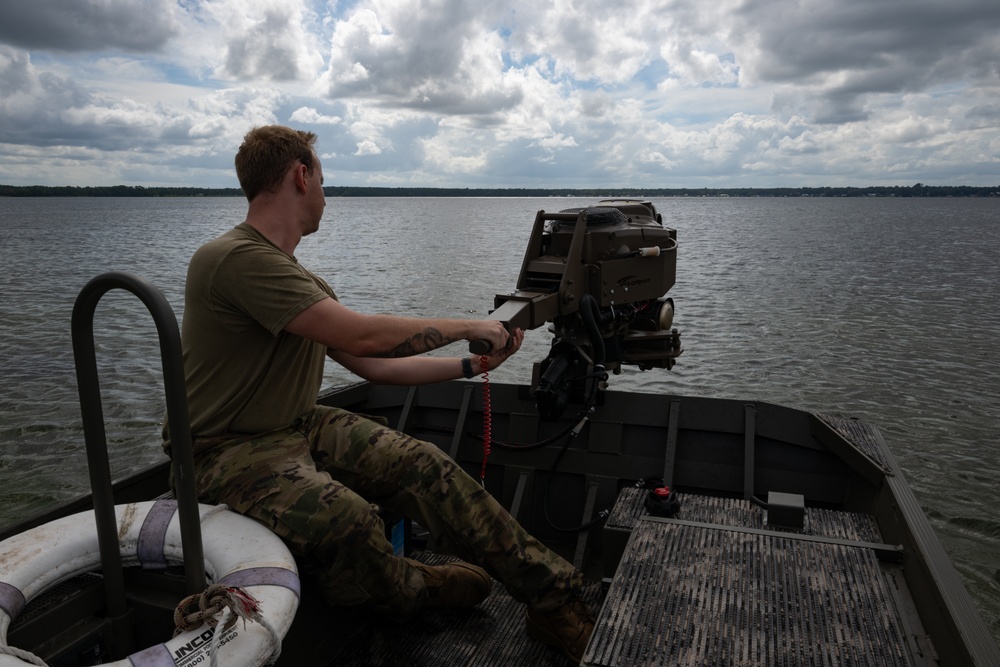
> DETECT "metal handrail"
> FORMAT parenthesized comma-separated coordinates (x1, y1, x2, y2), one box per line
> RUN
(71, 271, 206, 634)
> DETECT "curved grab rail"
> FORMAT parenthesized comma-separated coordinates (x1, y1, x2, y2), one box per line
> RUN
(71, 271, 207, 621)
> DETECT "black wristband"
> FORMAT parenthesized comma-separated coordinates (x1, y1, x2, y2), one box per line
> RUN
(462, 356, 474, 378)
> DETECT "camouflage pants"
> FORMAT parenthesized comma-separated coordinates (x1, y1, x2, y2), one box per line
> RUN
(191, 405, 582, 617)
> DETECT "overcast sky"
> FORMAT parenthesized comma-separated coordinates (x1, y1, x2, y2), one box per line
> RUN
(1, 0, 998, 189)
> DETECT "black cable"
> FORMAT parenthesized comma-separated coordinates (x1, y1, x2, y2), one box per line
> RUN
(541, 414, 611, 533)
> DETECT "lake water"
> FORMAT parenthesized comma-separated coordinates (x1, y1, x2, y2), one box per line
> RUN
(1, 195, 998, 642)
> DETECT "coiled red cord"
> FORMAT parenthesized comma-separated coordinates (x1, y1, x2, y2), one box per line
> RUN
(479, 354, 491, 483)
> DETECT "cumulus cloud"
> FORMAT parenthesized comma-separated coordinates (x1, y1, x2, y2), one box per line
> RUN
(290, 107, 342, 125)
(0, 44, 282, 152)
(199, 0, 324, 82)
(0, 0, 997, 187)
(319, 1, 522, 114)
(0, 0, 180, 52)
(0, 46, 97, 146)
(726, 0, 1000, 123)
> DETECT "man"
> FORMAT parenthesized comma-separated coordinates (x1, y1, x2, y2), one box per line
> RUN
(172, 125, 594, 663)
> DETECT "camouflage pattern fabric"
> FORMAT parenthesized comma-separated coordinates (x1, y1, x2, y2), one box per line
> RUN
(191, 405, 583, 617)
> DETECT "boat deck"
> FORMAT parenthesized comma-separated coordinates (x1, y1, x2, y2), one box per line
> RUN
(269, 486, 930, 666)
(6, 385, 994, 666)
(0, 493, 936, 667)
(588, 489, 926, 666)
(285, 552, 601, 667)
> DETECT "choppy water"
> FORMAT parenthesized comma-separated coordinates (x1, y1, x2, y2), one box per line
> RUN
(1, 195, 998, 642)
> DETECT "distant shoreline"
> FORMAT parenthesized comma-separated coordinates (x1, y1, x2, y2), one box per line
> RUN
(1, 184, 998, 198)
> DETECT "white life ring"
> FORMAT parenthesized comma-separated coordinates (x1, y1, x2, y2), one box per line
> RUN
(0, 499, 300, 666)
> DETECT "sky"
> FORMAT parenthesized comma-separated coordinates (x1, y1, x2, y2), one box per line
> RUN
(0, 0, 998, 189)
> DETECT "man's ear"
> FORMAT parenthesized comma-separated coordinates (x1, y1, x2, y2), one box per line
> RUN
(293, 163, 310, 193)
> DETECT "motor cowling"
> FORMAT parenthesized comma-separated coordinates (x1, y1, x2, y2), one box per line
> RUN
(485, 200, 683, 419)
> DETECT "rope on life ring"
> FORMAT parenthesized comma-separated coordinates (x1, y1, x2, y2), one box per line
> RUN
(173, 584, 284, 667)
(0, 500, 300, 667)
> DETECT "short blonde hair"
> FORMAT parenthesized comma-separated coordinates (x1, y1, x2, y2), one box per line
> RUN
(235, 126, 318, 201)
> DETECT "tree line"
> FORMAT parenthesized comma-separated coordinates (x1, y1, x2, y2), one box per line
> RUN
(0, 185, 243, 197)
(1, 183, 997, 198)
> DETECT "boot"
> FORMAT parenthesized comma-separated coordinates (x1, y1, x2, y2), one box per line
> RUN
(526, 597, 595, 663)
(405, 557, 492, 608)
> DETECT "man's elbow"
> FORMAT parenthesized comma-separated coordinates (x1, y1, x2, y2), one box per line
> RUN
(348, 338, 389, 358)
(328, 335, 389, 359)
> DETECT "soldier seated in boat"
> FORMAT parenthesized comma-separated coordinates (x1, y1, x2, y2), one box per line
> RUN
(165, 125, 594, 663)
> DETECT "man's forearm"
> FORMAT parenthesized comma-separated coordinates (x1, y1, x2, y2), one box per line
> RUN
(286, 297, 506, 358)
(330, 352, 470, 384)
(384, 325, 458, 358)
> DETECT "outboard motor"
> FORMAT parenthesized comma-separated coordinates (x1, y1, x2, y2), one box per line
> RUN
(476, 200, 682, 419)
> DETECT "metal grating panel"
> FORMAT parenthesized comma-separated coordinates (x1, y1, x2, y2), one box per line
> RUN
(586, 519, 911, 667)
(607, 488, 882, 543)
(321, 552, 598, 666)
(816, 414, 894, 473)
(11, 572, 104, 625)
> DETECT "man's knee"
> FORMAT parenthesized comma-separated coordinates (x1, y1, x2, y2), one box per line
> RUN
(250, 470, 386, 562)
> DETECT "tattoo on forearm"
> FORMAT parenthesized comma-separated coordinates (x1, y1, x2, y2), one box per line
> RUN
(390, 327, 455, 357)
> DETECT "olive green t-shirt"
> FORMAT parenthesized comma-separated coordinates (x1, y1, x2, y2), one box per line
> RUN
(180, 223, 335, 438)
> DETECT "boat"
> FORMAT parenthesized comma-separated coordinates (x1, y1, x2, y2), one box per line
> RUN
(1, 201, 997, 666)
